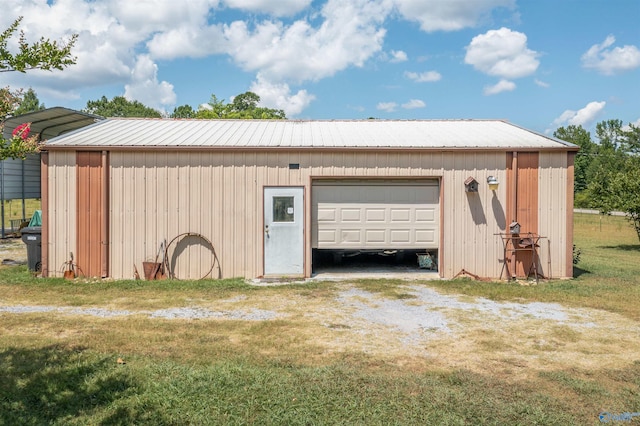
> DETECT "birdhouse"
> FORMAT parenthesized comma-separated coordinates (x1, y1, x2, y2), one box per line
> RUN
(464, 177, 478, 193)
(509, 221, 521, 235)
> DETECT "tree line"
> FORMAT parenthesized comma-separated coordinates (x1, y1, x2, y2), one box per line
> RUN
(82, 91, 286, 120)
(554, 120, 640, 240)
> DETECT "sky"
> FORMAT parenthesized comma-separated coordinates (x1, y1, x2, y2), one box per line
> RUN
(2, 0, 639, 135)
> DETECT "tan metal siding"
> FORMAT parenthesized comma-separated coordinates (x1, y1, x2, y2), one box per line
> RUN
(439, 152, 507, 279)
(538, 152, 570, 278)
(43, 149, 570, 280)
(47, 151, 77, 277)
(41, 153, 49, 277)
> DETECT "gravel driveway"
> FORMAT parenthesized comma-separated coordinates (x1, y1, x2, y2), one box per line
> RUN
(2, 280, 638, 376)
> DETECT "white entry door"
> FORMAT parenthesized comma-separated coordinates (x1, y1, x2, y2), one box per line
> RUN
(264, 187, 304, 276)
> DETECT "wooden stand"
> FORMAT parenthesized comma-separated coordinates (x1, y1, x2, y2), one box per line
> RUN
(497, 233, 546, 283)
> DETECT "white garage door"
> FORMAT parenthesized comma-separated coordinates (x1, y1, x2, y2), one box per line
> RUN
(312, 179, 439, 249)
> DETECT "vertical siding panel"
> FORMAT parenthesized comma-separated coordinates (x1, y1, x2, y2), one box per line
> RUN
(255, 154, 268, 277)
(76, 152, 103, 278)
(235, 152, 247, 278)
(189, 153, 202, 278)
(133, 153, 147, 275)
(441, 152, 456, 277)
(49, 152, 76, 277)
(48, 154, 57, 276)
(492, 153, 508, 277)
(213, 153, 225, 277)
(200, 153, 215, 277)
(177, 152, 191, 277)
(515, 152, 539, 278)
(223, 153, 236, 276)
(123, 153, 136, 278)
(164, 153, 178, 276)
(147, 152, 159, 272)
(467, 152, 480, 275)
(110, 153, 123, 279)
(538, 152, 568, 279)
(517, 153, 539, 234)
(157, 153, 169, 272)
(247, 152, 259, 278)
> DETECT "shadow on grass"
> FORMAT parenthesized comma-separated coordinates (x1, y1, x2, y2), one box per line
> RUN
(598, 244, 640, 252)
(573, 266, 591, 278)
(0, 344, 163, 425)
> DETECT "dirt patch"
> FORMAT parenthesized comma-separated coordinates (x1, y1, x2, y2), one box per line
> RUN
(309, 286, 640, 377)
(1, 282, 638, 378)
(0, 238, 27, 265)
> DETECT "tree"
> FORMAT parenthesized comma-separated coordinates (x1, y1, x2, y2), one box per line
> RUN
(230, 91, 260, 112)
(13, 88, 45, 116)
(595, 119, 624, 152)
(620, 123, 640, 154)
(170, 104, 195, 119)
(195, 95, 230, 119)
(1, 17, 77, 73)
(194, 92, 286, 120)
(0, 17, 77, 159)
(590, 157, 640, 241)
(554, 125, 596, 193)
(83, 96, 162, 118)
(587, 120, 640, 241)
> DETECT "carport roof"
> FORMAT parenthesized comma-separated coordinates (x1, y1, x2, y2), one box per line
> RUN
(44, 118, 578, 150)
(3, 107, 103, 141)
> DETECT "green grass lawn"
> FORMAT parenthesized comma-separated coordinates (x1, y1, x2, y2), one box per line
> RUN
(0, 213, 638, 425)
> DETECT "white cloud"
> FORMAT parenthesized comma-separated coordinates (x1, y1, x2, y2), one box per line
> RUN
(404, 70, 441, 82)
(465, 27, 540, 79)
(581, 35, 640, 75)
(249, 74, 315, 117)
(106, 0, 220, 36)
(551, 101, 606, 128)
(393, 0, 515, 32)
(147, 25, 228, 59)
(377, 102, 397, 112)
(534, 78, 549, 88)
(223, 0, 312, 17)
(1, 1, 134, 97)
(483, 79, 516, 95)
(124, 55, 177, 110)
(390, 50, 408, 63)
(223, 0, 390, 83)
(3, 0, 395, 116)
(402, 99, 425, 109)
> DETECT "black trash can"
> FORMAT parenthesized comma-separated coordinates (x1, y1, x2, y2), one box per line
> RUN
(21, 226, 42, 272)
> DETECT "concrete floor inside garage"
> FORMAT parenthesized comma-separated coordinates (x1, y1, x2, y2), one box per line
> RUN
(310, 249, 440, 281)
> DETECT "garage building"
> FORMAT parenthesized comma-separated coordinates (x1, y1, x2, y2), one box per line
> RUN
(41, 118, 577, 280)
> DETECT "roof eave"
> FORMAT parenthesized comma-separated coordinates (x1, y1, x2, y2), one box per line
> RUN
(42, 144, 580, 152)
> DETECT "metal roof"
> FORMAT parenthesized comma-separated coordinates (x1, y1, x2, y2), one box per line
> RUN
(3, 107, 103, 141)
(44, 118, 578, 150)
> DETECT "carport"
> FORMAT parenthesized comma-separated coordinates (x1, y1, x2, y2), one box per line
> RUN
(1, 107, 102, 237)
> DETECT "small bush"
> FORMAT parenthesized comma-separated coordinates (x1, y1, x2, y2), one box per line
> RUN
(572, 245, 581, 265)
